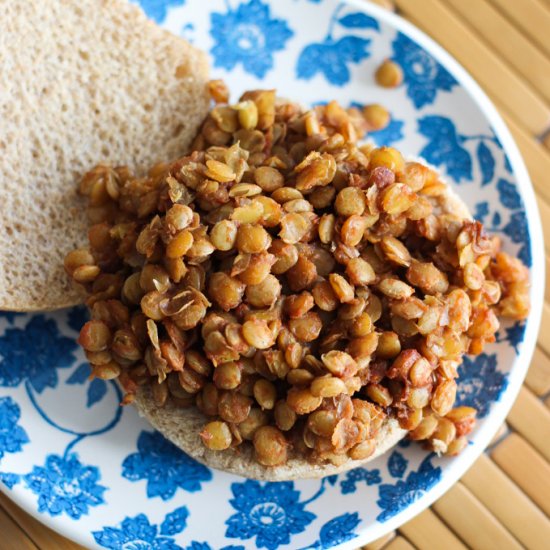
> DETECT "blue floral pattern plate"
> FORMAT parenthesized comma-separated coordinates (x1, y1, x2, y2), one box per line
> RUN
(0, 1, 544, 548)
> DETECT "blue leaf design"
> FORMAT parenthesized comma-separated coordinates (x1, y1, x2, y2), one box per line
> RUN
(0, 473, 20, 489)
(297, 36, 371, 86)
(477, 141, 495, 186)
(140, 0, 185, 24)
(497, 178, 522, 210)
(501, 322, 526, 353)
(369, 118, 405, 147)
(456, 353, 508, 417)
(418, 116, 472, 182)
(161, 506, 189, 536)
(492, 212, 501, 227)
(503, 210, 531, 266)
(473, 202, 489, 224)
(0, 312, 23, 325)
(67, 363, 91, 385)
(388, 451, 408, 479)
(338, 13, 379, 30)
(326, 475, 338, 486)
(67, 306, 89, 333)
(87, 378, 108, 407)
(319, 513, 360, 548)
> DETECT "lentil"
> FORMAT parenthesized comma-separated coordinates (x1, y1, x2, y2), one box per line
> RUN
(68, 88, 530, 469)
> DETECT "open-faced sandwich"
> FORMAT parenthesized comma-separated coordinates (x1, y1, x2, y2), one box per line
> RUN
(65, 89, 530, 480)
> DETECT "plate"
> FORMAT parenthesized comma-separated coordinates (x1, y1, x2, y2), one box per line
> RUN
(0, 0, 544, 548)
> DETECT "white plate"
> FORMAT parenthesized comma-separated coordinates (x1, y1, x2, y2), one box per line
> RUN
(0, 1, 544, 548)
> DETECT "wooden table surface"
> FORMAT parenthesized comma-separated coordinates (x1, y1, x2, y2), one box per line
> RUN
(2, 0, 550, 548)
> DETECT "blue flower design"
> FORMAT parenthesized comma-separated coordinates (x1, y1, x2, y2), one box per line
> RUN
(0, 316, 77, 393)
(376, 455, 441, 522)
(456, 353, 507, 418)
(418, 116, 471, 182)
(388, 451, 408, 479)
(122, 431, 212, 500)
(139, 0, 183, 24)
(340, 467, 381, 494)
(24, 453, 106, 519)
(392, 32, 457, 108)
(210, 0, 293, 79)
(226, 480, 316, 550)
(94, 513, 183, 550)
(0, 396, 29, 458)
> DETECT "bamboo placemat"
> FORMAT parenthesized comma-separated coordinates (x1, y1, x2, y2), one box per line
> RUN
(2, 0, 549, 548)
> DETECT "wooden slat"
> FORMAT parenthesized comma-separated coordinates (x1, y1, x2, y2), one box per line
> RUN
(499, 109, 550, 207)
(491, 433, 550, 516)
(525, 346, 550, 396)
(534, 197, 550, 255)
(461, 454, 550, 549)
(394, 0, 550, 136)
(398, 509, 467, 550)
(546, 255, 550, 302)
(383, 536, 416, 550)
(0, 493, 84, 550)
(363, 531, 396, 550)
(489, 0, 550, 58)
(445, 0, 550, 103)
(488, 422, 508, 447)
(0, 504, 38, 550)
(507, 386, 550, 461)
(431, 482, 522, 550)
(536, 302, 550, 358)
(366, 0, 396, 10)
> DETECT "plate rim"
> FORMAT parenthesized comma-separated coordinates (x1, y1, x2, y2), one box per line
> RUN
(0, 1, 544, 548)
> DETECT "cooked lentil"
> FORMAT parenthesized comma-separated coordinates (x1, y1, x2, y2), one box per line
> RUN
(68, 87, 530, 467)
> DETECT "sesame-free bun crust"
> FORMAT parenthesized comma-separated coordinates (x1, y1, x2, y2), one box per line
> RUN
(0, 0, 209, 311)
(135, 386, 407, 480)
(132, 183, 473, 481)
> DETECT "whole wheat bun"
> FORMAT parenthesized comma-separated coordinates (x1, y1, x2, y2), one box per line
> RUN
(135, 386, 407, 480)
(133, 183, 472, 481)
(0, 0, 209, 311)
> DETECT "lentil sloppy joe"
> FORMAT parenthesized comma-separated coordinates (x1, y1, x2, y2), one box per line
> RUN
(65, 88, 530, 479)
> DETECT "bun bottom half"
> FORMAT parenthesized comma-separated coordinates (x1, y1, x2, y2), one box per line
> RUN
(133, 182, 471, 480)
